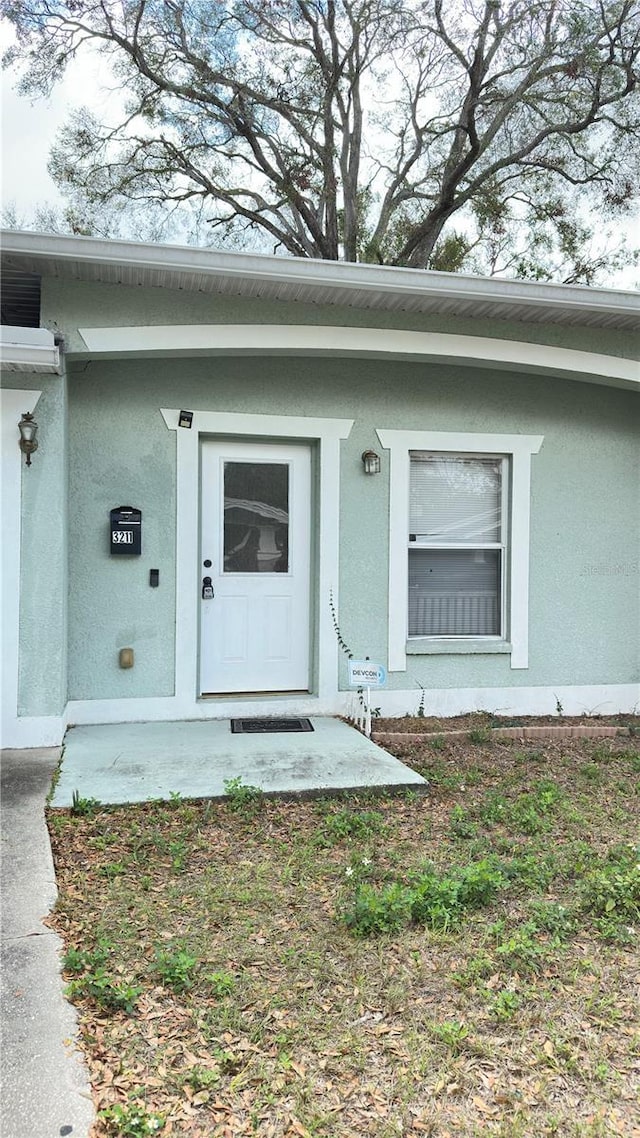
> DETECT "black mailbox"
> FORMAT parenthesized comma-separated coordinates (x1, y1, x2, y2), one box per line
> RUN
(110, 506, 142, 555)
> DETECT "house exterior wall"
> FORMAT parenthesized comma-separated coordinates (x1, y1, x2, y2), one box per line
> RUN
(44, 278, 639, 363)
(65, 366, 177, 702)
(51, 354, 639, 711)
(2, 273, 636, 744)
(18, 371, 69, 717)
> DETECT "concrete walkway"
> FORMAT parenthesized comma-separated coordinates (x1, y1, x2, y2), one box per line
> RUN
(1, 748, 94, 1138)
(52, 717, 426, 807)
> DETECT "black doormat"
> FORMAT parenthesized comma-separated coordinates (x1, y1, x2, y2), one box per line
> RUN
(231, 717, 314, 734)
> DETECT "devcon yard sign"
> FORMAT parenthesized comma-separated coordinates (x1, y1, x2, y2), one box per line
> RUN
(348, 660, 387, 688)
(347, 660, 387, 738)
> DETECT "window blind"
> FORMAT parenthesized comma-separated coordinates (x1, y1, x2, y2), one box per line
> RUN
(409, 456, 501, 543)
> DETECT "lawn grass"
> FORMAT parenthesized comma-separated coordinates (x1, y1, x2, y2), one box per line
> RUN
(47, 735, 640, 1137)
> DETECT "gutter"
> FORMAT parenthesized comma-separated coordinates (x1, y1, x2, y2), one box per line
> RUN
(0, 326, 61, 374)
(2, 230, 638, 325)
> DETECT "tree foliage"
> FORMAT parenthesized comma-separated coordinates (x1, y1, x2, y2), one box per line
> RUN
(3, 0, 640, 279)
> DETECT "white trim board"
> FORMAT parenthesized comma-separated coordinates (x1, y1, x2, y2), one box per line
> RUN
(160, 409, 353, 709)
(6, 682, 637, 748)
(0, 388, 41, 749)
(1, 716, 66, 750)
(377, 430, 544, 673)
(369, 684, 640, 719)
(65, 693, 340, 727)
(77, 325, 640, 391)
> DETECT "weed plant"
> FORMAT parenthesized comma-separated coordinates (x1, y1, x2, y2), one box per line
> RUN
(430, 1020, 470, 1053)
(70, 789, 101, 817)
(153, 946, 199, 993)
(99, 1101, 165, 1135)
(488, 989, 521, 1022)
(66, 968, 142, 1014)
(207, 970, 236, 998)
(223, 776, 264, 814)
(340, 857, 506, 936)
(480, 779, 564, 835)
(468, 727, 491, 745)
(448, 804, 478, 840)
(62, 939, 112, 974)
(340, 882, 413, 936)
(319, 808, 388, 844)
(580, 855, 640, 941)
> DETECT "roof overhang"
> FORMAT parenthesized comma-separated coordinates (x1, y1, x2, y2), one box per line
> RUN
(2, 229, 639, 333)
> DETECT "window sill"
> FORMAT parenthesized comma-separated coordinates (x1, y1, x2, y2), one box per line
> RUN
(406, 638, 512, 656)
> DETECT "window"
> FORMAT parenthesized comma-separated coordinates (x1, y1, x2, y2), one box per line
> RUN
(408, 454, 505, 638)
(376, 430, 543, 671)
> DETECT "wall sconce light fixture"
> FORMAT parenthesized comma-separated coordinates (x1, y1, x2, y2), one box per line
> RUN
(18, 412, 38, 466)
(361, 449, 381, 476)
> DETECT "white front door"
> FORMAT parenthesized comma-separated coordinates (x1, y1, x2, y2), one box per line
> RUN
(199, 440, 311, 694)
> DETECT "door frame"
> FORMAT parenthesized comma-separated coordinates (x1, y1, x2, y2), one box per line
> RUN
(161, 408, 353, 716)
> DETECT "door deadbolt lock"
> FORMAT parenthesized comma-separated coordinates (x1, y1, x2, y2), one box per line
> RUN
(202, 576, 214, 600)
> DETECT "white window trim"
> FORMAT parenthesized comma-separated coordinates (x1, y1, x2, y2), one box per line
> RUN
(377, 430, 544, 671)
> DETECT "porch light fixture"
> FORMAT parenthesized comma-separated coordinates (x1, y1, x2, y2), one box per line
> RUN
(361, 449, 381, 475)
(18, 412, 38, 467)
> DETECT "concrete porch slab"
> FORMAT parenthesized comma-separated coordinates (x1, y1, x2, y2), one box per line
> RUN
(51, 717, 426, 807)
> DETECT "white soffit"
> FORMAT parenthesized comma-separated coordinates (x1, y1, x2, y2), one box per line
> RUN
(78, 324, 640, 391)
(2, 230, 639, 333)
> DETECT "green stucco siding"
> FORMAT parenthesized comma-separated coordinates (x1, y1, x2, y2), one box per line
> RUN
(0, 371, 69, 717)
(42, 278, 640, 363)
(66, 369, 177, 700)
(63, 356, 639, 703)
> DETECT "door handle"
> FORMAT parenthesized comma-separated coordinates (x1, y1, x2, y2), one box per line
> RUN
(202, 576, 214, 600)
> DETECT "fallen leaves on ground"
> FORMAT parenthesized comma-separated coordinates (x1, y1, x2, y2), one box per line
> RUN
(47, 731, 640, 1137)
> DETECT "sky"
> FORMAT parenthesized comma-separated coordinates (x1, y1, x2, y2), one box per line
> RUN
(1, 23, 121, 220)
(2, 76, 67, 217)
(1, 21, 639, 288)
